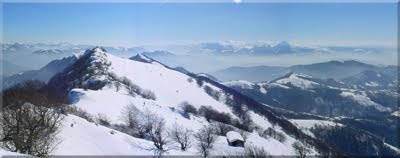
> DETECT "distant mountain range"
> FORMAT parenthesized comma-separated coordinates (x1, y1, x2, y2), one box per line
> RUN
(1, 55, 78, 90)
(2, 47, 398, 157)
(212, 60, 397, 85)
(198, 41, 384, 55)
(222, 72, 399, 152)
(42, 47, 337, 156)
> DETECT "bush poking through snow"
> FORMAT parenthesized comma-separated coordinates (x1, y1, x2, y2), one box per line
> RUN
(199, 106, 233, 125)
(168, 123, 193, 151)
(196, 79, 204, 87)
(292, 141, 311, 158)
(194, 125, 217, 157)
(203, 85, 221, 101)
(118, 76, 156, 100)
(258, 127, 286, 143)
(141, 89, 157, 100)
(63, 106, 94, 123)
(96, 113, 111, 127)
(181, 101, 198, 116)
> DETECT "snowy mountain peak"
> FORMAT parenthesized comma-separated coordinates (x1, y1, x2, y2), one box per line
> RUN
(43, 47, 336, 156)
(222, 80, 254, 89)
(271, 72, 318, 89)
(32, 49, 63, 55)
(129, 53, 154, 63)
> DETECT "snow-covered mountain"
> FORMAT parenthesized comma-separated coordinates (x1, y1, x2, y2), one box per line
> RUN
(223, 72, 399, 156)
(212, 60, 397, 83)
(32, 49, 65, 55)
(224, 72, 395, 117)
(141, 50, 175, 58)
(197, 41, 384, 55)
(20, 47, 338, 156)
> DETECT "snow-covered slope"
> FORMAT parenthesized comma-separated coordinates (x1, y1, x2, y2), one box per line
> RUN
(55, 115, 155, 155)
(41, 47, 325, 156)
(222, 80, 254, 89)
(272, 72, 320, 89)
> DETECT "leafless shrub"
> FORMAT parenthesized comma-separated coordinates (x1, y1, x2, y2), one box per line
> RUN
(148, 114, 169, 153)
(120, 104, 139, 128)
(259, 127, 286, 143)
(181, 101, 198, 116)
(196, 79, 204, 87)
(119, 77, 156, 100)
(204, 85, 221, 101)
(141, 89, 157, 100)
(292, 141, 311, 158)
(0, 104, 62, 157)
(63, 106, 94, 122)
(199, 106, 232, 125)
(96, 113, 111, 127)
(168, 123, 192, 151)
(195, 125, 216, 157)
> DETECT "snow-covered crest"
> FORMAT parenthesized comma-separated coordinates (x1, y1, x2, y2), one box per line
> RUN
(38, 47, 333, 156)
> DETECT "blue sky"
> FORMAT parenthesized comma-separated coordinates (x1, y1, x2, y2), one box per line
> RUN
(2, 2, 398, 46)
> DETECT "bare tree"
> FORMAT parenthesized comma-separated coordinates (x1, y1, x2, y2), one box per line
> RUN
(168, 123, 192, 151)
(292, 141, 311, 158)
(96, 113, 111, 127)
(0, 80, 64, 157)
(149, 115, 169, 152)
(120, 104, 139, 128)
(194, 125, 216, 157)
(135, 109, 156, 139)
(0, 103, 62, 157)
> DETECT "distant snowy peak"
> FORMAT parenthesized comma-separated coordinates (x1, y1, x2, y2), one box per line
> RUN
(200, 41, 325, 55)
(32, 49, 64, 55)
(198, 41, 386, 55)
(129, 53, 154, 63)
(272, 72, 318, 89)
(42, 47, 350, 156)
(142, 50, 175, 58)
(222, 80, 254, 89)
(2, 43, 32, 53)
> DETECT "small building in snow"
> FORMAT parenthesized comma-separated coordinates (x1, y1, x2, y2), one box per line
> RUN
(226, 131, 245, 147)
